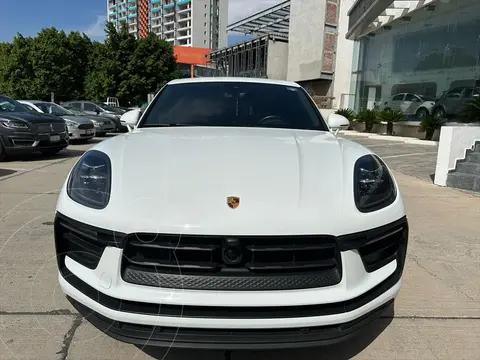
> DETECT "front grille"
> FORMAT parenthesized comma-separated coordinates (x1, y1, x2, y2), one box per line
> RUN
(36, 123, 65, 133)
(78, 123, 94, 130)
(121, 234, 342, 291)
(54, 213, 126, 270)
(338, 216, 408, 273)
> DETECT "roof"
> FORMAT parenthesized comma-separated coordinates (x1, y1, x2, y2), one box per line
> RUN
(347, 0, 436, 39)
(167, 77, 300, 88)
(209, 33, 288, 57)
(227, 0, 290, 36)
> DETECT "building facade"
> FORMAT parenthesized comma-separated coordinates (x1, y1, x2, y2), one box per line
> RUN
(107, 0, 228, 49)
(347, 0, 480, 113)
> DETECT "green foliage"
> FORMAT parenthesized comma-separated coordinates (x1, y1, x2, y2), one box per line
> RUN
(335, 108, 356, 121)
(458, 97, 480, 123)
(419, 114, 445, 132)
(377, 108, 405, 123)
(0, 23, 179, 106)
(356, 109, 379, 124)
(418, 114, 445, 140)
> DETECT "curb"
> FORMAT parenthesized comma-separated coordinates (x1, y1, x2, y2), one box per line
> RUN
(339, 131, 439, 146)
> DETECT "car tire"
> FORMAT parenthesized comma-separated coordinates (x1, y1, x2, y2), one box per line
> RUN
(416, 108, 429, 119)
(0, 142, 7, 162)
(40, 148, 61, 157)
(433, 107, 446, 120)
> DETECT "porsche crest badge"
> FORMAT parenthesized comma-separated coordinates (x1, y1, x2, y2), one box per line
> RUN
(227, 196, 240, 209)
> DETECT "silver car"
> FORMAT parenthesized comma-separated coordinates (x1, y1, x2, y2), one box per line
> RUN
(18, 101, 95, 142)
(60, 106, 116, 136)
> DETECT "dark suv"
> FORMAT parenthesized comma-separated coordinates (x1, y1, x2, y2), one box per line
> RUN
(0, 95, 69, 161)
(432, 86, 480, 120)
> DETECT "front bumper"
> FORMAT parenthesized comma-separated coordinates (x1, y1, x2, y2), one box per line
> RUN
(55, 213, 408, 349)
(1, 131, 68, 154)
(93, 121, 116, 134)
(68, 127, 94, 140)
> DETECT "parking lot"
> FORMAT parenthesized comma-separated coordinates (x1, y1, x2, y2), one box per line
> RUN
(0, 134, 479, 360)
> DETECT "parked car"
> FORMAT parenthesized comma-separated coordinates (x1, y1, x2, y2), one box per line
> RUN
(379, 93, 436, 119)
(61, 106, 116, 137)
(432, 86, 480, 120)
(0, 95, 68, 160)
(61, 101, 128, 132)
(18, 100, 95, 143)
(54, 77, 408, 349)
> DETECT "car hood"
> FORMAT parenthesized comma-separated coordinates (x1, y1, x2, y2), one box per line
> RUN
(70, 126, 404, 236)
(62, 115, 93, 124)
(0, 111, 65, 124)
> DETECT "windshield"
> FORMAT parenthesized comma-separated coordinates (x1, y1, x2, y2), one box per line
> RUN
(95, 103, 117, 112)
(419, 95, 436, 101)
(139, 82, 328, 131)
(64, 107, 87, 116)
(0, 96, 29, 112)
(36, 102, 73, 116)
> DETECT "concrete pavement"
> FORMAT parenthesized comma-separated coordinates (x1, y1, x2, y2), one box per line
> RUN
(0, 137, 479, 360)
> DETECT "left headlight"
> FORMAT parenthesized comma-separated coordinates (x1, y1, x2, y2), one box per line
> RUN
(67, 150, 112, 209)
(354, 154, 396, 213)
(0, 120, 29, 130)
(65, 120, 77, 127)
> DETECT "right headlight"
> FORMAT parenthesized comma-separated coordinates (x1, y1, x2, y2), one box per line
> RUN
(1, 120, 29, 130)
(67, 150, 112, 209)
(65, 120, 77, 127)
(354, 154, 396, 213)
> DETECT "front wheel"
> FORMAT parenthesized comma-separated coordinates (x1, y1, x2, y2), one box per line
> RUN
(416, 108, 429, 119)
(0, 142, 7, 161)
(433, 107, 446, 121)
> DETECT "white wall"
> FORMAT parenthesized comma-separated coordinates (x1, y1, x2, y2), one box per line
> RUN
(266, 40, 289, 80)
(333, 0, 356, 109)
(287, 0, 326, 82)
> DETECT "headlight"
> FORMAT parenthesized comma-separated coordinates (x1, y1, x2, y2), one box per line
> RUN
(354, 154, 396, 213)
(91, 120, 100, 125)
(0, 120, 29, 130)
(65, 120, 77, 127)
(67, 150, 112, 209)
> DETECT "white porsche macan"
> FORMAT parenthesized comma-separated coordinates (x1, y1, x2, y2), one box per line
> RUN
(54, 78, 408, 349)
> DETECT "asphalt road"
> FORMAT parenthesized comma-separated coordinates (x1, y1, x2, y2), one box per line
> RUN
(0, 135, 479, 360)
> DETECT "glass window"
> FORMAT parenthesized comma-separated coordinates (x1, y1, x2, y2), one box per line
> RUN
(447, 90, 462, 99)
(139, 82, 328, 131)
(392, 94, 404, 101)
(35, 102, 72, 116)
(22, 103, 38, 112)
(463, 88, 480, 99)
(405, 94, 420, 102)
(0, 96, 29, 112)
(84, 102, 98, 112)
(68, 102, 82, 109)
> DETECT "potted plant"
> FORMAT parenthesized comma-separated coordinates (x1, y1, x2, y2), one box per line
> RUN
(356, 108, 379, 133)
(458, 97, 480, 123)
(335, 108, 356, 130)
(418, 114, 445, 140)
(377, 109, 405, 135)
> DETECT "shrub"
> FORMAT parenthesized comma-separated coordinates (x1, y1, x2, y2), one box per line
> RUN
(356, 109, 379, 133)
(335, 108, 356, 121)
(418, 114, 445, 140)
(458, 97, 480, 123)
(377, 109, 405, 135)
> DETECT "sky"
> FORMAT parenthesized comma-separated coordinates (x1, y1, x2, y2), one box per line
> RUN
(0, 0, 282, 45)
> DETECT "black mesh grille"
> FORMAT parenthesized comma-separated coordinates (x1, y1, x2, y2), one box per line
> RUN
(338, 217, 408, 273)
(78, 123, 94, 129)
(122, 234, 342, 291)
(54, 213, 126, 270)
(36, 123, 66, 133)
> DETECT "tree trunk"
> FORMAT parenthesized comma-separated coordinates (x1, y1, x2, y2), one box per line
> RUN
(365, 122, 374, 133)
(425, 129, 434, 140)
(386, 121, 393, 135)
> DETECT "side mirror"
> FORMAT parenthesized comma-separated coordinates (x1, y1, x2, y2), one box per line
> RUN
(95, 108, 100, 115)
(120, 109, 142, 132)
(327, 113, 350, 136)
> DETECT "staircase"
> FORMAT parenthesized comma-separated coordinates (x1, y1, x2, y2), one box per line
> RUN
(446, 141, 480, 192)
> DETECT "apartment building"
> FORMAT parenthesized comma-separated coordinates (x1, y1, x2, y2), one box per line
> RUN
(107, 0, 228, 49)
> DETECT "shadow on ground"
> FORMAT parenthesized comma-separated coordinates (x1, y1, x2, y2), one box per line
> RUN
(139, 304, 394, 360)
(0, 168, 16, 178)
